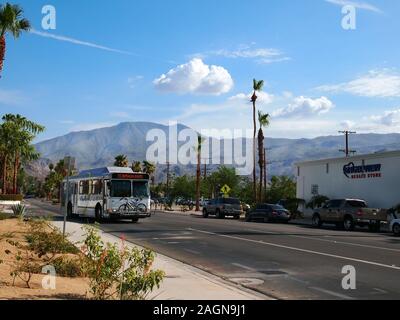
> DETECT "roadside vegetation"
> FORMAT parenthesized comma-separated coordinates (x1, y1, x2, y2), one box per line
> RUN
(0, 215, 165, 299)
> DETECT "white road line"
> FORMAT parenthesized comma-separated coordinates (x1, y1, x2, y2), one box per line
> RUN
(231, 263, 256, 271)
(188, 228, 400, 271)
(184, 249, 201, 255)
(245, 228, 400, 253)
(310, 287, 354, 300)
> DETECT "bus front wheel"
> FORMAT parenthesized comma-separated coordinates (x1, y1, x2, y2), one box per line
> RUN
(95, 205, 103, 223)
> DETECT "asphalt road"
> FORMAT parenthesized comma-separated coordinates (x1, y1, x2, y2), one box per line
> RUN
(26, 199, 400, 300)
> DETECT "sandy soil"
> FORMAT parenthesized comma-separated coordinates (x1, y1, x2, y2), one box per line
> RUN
(0, 218, 89, 300)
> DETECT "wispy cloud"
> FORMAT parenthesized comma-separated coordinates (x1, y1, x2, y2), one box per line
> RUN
(325, 0, 382, 13)
(0, 89, 26, 106)
(30, 29, 133, 55)
(316, 69, 400, 97)
(192, 44, 291, 65)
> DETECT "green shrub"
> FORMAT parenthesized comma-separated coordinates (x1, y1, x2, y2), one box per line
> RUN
(25, 221, 79, 258)
(52, 256, 83, 278)
(0, 194, 23, 201)
(11, 204, 26, 219)
(81, 225, 165, 300)
(0, 212, 12, 220)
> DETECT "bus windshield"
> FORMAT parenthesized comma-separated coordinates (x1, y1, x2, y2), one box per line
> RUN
(133, 181, 149, 198)
(111, 180, 131, 198)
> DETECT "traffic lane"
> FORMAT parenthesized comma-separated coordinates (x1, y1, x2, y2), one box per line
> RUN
(100, 214, 400, 299)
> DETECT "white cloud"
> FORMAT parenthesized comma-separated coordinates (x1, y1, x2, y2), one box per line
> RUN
(325, 0, 382, 13)
(272, 96, 335, 118)
(0, 89, 26, 105)
(340, 120, 356, 130)
(317, 69, 400, 97)
(70, 122, 116, 132)
(30, 29, 132, 55)
(154, 58, 234, 95)
(194, 45, 291, 65)
(127, 76, 144, 88)
(369, 109, 400, 126)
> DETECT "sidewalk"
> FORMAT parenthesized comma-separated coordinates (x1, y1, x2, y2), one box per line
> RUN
(51, 220, 271, 300)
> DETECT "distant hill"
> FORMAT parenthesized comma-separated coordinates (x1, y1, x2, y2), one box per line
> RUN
(28, 122, 400, 181)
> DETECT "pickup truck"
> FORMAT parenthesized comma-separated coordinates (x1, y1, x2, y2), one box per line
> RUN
(202, 197, 242, 219)
(312, 199, 387, 232)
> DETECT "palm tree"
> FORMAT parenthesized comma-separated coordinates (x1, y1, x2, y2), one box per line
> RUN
(257, 111, 270, 202)
(251, 79, 264, 203)
(142, 160, 156, 184)
(2, 114, 44, 194)
(0, 3, 31, 77)
(195, 135, 205, 211)
(131, 161, 142, 172)
(114, 155, 128, 167)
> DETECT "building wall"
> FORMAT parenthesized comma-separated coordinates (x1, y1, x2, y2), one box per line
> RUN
(296, 153, 400, 209)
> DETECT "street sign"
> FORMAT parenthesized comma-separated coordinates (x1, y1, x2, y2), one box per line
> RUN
(220, 184, 231, 197)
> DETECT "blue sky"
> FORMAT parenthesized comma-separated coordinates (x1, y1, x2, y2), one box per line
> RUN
(1, 0, 400, 142)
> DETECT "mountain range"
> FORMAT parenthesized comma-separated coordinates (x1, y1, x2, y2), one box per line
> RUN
(28, 122, 400, 181)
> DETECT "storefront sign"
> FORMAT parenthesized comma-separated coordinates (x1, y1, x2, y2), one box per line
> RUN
(343, 162, 382, 179)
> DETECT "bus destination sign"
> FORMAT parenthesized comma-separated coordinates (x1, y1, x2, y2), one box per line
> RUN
(112, 173, 150, 180)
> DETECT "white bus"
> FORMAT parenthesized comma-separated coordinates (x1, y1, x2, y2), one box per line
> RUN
(61, 167, 151, 223)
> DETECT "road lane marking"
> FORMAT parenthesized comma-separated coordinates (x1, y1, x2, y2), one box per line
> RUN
(232, 263, 256, 271)
(188, 228, 400, 271)
(245, 228, 400, 253)
(310, 287, 354, 300)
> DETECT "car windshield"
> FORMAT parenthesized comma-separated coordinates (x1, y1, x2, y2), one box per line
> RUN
(346, 200, 367, 208)
(222, 198, 240, 205)
(132, 181, 149, 197)
(111, 180, 131, 198)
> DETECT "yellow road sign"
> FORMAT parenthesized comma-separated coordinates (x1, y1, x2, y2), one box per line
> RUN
(220, 184, 231, 196)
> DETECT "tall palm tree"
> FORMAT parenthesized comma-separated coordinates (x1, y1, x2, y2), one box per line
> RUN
(0, 3, 31, 77)
(131, 161, 142, 172)
(195, 135, 205, 211)
(257, 111, 270, 202)
(2, 114, 44, 194)
(114, 155, 128, 167)
(251, 79, 264, 203)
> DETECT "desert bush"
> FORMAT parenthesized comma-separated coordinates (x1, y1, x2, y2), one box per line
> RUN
(81, 225, 165, 300)
(0, 212, 12, 220)
(25, 220, 79, 259)
(52, 256, 83, 278)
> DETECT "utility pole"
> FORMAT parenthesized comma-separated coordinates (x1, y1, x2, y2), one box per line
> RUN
(166, 161, 170, 192)
(339, 131, 356, 157)
(263, 148, 267, 202)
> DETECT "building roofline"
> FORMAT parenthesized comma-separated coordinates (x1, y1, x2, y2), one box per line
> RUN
(294, 150, 400, 167)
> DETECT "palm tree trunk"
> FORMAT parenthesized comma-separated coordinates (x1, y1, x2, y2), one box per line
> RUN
(264, 148, 267, 201)
(2, 154, 7, 195)
(196, 151, 201, 211)
(13, 152, 19, 194)
(0, 35, 5, 76)
(258, 129, 264, 203)
(252, 99, 257, 203)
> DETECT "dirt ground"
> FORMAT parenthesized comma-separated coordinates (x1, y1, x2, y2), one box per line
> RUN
(0, 218, 89, 300)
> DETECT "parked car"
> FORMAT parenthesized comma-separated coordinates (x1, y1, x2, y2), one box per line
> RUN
(199, 199, 210, 207)
(203, 197, 242, 219)
(312, 199, 387, 232)
(245, 204, 291, 223)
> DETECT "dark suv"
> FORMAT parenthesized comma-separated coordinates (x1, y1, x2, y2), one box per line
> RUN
(203, 197, 242, 219)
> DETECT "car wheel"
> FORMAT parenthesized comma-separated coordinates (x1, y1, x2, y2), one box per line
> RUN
(393, 223, 400, 236)
(245, 215, 252, 222)
(312, 214, 322, 228)
(343, 216, 355, 231)
(202, 209, 209, 218)
(131, 217, 139, 223)
(233, 215, 240, 220)
(95, 205, 103, 223)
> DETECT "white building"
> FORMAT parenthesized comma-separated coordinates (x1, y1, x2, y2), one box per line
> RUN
(295, 150, 400, 210)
